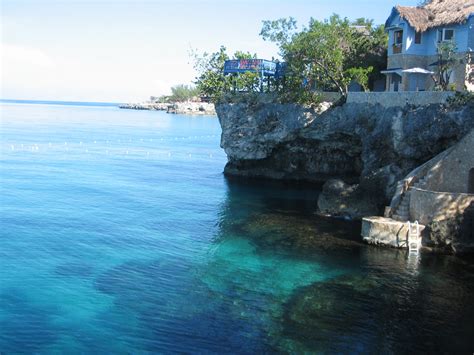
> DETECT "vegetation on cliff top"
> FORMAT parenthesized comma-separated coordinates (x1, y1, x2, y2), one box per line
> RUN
(260, 15, 387, 99)
(192, 15, 387, 105)
(191, 47, 262, 102)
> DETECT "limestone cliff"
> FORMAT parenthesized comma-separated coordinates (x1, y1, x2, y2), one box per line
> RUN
(216, 98, 474, 217)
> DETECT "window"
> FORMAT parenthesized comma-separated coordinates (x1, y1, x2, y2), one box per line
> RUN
(415, 31, 422, 44)
(438, 28, 455, 42)
(394, 30, 403, 45)
(393, 30, 403, 54)
(444, 29, 454, 41)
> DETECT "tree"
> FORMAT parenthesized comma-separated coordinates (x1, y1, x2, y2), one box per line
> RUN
(260, 17, 298, 47)
(169, 84, 199, 102)
(261, 14, 387, 99)
(432, 40, 457, 90)
(192, 46, 231, 101)
(192, 47, 262, 101)
(152, 95, 170, 103)
(230, 51, 261, 92)
(348, 19, 388, 90)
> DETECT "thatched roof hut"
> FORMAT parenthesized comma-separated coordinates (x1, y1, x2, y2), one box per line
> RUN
(394, 0, 474, 32)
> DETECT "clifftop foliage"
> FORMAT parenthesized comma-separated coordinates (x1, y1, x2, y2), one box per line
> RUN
(192, 15, 387, 105)
(191, 47, 261, 102)
(261, 15, 387, 99)
(446, 91, 474, 109)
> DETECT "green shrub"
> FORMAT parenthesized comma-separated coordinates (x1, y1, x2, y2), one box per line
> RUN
(446, 91, 474, 108)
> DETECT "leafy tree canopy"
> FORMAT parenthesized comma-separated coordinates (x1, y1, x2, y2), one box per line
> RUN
(433, 40, 458, 91)
(192, 14, 387, 104)
(169, 84, 199, 102)
(261, 14, 387, 98)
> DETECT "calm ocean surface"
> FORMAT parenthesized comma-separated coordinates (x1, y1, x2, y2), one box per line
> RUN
(1, 102, 474, 353)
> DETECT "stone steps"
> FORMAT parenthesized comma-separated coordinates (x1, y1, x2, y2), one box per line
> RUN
(392, 172, 434, 222)
(393, 193, 411, 221)
(413, 172, 434, 189)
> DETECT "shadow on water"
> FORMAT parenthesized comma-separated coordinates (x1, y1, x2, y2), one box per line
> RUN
(217, 177, 363, 249)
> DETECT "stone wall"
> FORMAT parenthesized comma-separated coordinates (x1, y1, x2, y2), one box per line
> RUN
(346, 91, 454, 107)
(362, 216, 425, 248)
(424, 130, 474, 193)
(409, 188, 474, 225)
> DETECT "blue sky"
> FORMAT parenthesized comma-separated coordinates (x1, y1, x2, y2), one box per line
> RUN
(1, 0, 419, 102)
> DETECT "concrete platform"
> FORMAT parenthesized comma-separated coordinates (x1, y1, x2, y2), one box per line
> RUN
(362, 216, 425, 249)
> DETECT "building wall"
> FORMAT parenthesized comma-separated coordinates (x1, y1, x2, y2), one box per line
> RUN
(386, 52, 468, 91)
(385, 11, 473, 91)
(404, 26, 437, 56)
(387, 12, 471, 57)
(453, 21, 471, 53)
(386, 54, 433, 90)
(404, 23, 470, 56)
(468, 16, 474, 51)
(387, 14, 408, 56)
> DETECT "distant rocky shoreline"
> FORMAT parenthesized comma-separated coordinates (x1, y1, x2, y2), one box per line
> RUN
(119, 101, 216, 115)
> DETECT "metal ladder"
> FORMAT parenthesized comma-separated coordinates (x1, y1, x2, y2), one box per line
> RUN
(407, 221, 421, 254)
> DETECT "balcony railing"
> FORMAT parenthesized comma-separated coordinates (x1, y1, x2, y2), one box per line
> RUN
(392, 44, 402, 54)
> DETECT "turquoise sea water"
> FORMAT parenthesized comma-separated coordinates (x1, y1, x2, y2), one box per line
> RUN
(1, 102, 474, 353)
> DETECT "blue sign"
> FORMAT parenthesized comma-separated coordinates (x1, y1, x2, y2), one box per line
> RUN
(224, 59, 278, 76)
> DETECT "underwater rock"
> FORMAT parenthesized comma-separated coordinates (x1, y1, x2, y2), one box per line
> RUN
(277, 272, 412, 353)
(235, 212, 362, 253)
(94, 259, 274, 353)
(54, 262, 95, 278)
(280, 274, 383, 350)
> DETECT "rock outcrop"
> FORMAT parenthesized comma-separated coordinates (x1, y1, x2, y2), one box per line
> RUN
(318, 179, 383, 219)
(424, 201, 474, 254)
(216, 98, 474, 217)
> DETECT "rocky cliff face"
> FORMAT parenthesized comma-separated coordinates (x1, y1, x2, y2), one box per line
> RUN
(216, 100, 474, 216)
